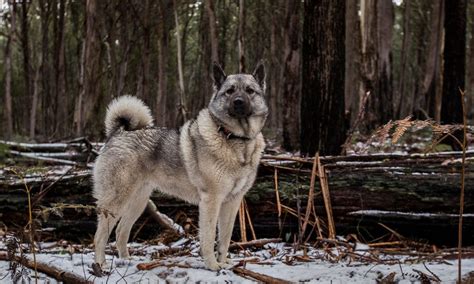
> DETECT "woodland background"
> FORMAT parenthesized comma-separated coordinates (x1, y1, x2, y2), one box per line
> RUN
(1, 0, 474, 155)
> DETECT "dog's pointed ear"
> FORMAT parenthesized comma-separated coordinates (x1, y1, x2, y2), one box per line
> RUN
(212, 62, 226, 88)
(252, 61, 266, 89)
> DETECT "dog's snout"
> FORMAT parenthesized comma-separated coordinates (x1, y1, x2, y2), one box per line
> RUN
(230, 96, 250, 118)
(234, 97, 244, 106)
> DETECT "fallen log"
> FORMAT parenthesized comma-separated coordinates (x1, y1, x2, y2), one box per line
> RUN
(0, 252, 92, 284)
(1, 146, 473, 245)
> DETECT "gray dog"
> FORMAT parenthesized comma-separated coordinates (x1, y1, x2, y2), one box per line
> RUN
(93, 62, 268, 270)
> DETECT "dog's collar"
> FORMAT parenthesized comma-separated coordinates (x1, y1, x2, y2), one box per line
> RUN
(209, 112, 251, 141)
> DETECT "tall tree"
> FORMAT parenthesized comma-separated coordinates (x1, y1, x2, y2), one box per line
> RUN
(74, 0, 102, 136)
(466, 2, 474, 118)
(441, 0, 467, 124)
(204, 0, 219, 64)
(301, 0, 346, 156)
(359, 0, 394, 132)
(3, 2, 16, 139)
(345, 0, 361, 126)
(419, 0, 444, 121)
(238, 0, 246, 72)
(156, 0, 172, 126)
(280, 0, 301, 151)
(20, 1, 32, 134)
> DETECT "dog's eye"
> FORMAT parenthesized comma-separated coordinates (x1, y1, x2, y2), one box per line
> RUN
(226, 88, 235, 95)
(246, 88, 254, 94)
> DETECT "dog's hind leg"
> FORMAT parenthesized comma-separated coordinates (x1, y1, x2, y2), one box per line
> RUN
(199, 193, 225, 271)
(94, 212, 119, 267)
(217, 194, 244, 266)
(115, 188, 151, 259)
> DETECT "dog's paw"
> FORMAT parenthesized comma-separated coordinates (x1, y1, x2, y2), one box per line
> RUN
(205, 260, 226, 271)
(217, 260, 233, 269)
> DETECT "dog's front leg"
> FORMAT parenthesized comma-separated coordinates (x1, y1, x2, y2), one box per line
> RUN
(217, 194, 245, 266)
(199, 193, 223, 271)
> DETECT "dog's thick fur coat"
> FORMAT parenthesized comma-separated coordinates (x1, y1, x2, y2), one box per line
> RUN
(93, 63, 268, 270)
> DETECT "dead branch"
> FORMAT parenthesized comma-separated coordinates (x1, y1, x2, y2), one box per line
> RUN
(228, 238, 282, 250)
(145, 200, 185, 236)
(232, 267, 291, 284)
(0, 252, 92, 283)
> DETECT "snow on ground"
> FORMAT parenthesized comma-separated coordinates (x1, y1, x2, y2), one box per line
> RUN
(1, 238, 473, 283)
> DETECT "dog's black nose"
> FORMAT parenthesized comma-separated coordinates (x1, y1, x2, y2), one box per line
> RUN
(231, 96, 250, 118)
(234, 97, 244, 106)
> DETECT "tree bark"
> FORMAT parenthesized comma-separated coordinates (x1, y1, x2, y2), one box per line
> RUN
(3, 2, 16, 139)
(54, 0, 67, 136)
(301, 0, 346, 156)
(420, 0, 444, 122)
(467, 4, 474, 119)
(74, 0, 102, 136)
(204, 0, 219, 64)
(441, 0, 467, 124)
(238, 0, 246, 73)
(20, 2, 32, 135)
(280, 1, 301, 151)
(344, 0, 361, 127)
(156, 2, 170, 126)
(397, 0, 412, 118)
(173, 0, 187, 125)
(359, 0, 394, 132)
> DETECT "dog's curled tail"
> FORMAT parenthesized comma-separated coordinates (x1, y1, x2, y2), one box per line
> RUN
(105, 95, 154, 137)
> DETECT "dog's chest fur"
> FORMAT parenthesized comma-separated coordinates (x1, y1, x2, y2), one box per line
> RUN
(180, 109, 265, 201)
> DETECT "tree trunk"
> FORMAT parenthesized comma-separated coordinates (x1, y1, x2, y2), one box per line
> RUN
(156, 1, 169, 126)
(3, 2, 16, 139)
(74, 0, 102, 136)
(359, 0, 394, 132)
(238, 0, 246, 73)
(420, 0, 444, 122)
(54, 0, 67, 136)
(441, 0, 467, 124)
(397, 0, 412, 118)
(173, 0, 187, 125)
(467, 4, 474, 119)
(204, 0, 219, 64)
(20, 2, 32, 135)
(301, 0, 346, 156)
(344, 0, 361, 127)
(281, 1, 301, 151)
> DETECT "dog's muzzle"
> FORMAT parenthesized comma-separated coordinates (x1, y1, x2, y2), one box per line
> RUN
(229, 95, 251, 118)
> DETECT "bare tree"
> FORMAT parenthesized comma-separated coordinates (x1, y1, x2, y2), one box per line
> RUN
(301, 0, 346, 155)
(3, 2, 17, 139)
(238, 0, 246, 73)
(418, 0, 444, 121)
(74, 0, 102, 136)
(345, 0, 361, 126)
(441, 0, 467, 125)
(280, 1, 301, 151)
(359, 0, 394, 131)
(156, 0, 171, 126)
(204, 0, 219, 64)
(173, 0, 187, 124)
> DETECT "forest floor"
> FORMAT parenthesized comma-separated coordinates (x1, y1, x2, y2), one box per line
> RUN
(1, 236, 474, 283)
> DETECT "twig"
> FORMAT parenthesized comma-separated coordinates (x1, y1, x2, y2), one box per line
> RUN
(239, 200, 247, 242)
(232, 267, 291, 284)
(228, 238, 282, 250)
(458, 89, 467, 282)
(243, 199, 256, 240)
(136, 260, 191, 270)
(0, 252, 92, 283)
(318, 156, 336, 238)
(302, 154, 318, 237)
(274, 168, 282, 218)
